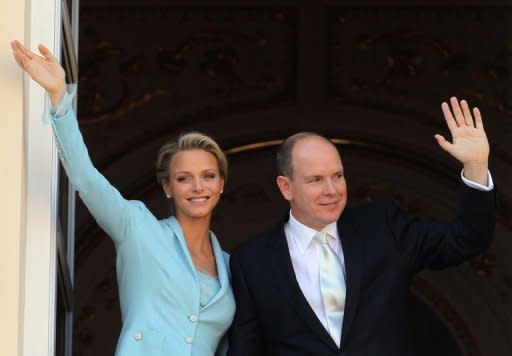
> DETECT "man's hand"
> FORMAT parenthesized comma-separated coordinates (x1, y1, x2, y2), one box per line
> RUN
(435, 97, 490, 186)
(10, 40, 66, 107)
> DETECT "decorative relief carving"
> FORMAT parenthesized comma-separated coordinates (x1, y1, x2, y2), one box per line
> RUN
(327, 7, 512, 119)
(78, 7, 297, 125)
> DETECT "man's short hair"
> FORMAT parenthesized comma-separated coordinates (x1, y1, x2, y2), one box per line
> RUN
(276, 132, 333, 179)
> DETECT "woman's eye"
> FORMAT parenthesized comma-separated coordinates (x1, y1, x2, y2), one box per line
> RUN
(204, 173, 216, 180)
(177, 176, 188, 182)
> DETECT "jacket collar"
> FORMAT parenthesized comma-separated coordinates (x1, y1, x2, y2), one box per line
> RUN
(164, 216, 230, 310)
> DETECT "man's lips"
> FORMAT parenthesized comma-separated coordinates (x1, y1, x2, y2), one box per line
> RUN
(319, 201, 339, 207)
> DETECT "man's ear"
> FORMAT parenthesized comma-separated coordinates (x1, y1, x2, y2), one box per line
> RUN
(276, 175, 293, 201)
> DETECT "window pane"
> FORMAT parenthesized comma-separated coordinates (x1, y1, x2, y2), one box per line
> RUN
(58, 163, 69, 252)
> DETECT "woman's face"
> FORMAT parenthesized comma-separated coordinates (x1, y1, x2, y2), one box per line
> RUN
(163, 149, 224, 221)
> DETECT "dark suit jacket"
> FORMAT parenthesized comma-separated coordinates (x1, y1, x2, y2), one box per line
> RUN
(228, 184, 496, 356)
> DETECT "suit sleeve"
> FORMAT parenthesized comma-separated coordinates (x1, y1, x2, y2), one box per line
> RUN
(227, 253, 266, 356)
(48, 100, 140, 246)
(387, 183, 497, 271)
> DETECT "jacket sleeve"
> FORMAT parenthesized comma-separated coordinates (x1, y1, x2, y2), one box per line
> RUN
(387, 182, 497, 271)
(227, 253, 267, 356)
(47, 88, 142, 245)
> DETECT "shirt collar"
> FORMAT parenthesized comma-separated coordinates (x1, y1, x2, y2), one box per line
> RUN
(287, 210, 339, 254)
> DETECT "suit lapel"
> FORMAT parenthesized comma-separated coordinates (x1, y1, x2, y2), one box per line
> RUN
(269, 222, 340, 352)
(338, 210, 364, 349)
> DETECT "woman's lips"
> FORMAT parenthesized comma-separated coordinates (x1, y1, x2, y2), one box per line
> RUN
(187, 196, 210, 203)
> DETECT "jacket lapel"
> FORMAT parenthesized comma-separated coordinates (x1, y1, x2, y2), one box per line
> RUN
(165, 217, 197, 277)
(338, 210, 364, 349)
(200, 231, 230, 309)
(165, 217, 229, 310)
(269, 222, 340, 352)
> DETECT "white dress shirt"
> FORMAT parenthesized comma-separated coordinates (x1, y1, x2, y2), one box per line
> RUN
(285, 212, 346, 331)
(284, 171, 494, 332)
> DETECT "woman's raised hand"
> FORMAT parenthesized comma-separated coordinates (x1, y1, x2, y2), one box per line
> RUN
(10, 40, 66, 106)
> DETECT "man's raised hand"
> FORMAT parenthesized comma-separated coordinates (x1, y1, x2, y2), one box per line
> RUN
(435, 97, 490, 185)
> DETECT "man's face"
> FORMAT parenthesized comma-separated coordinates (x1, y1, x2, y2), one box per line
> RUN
(277, 136, 347, 230)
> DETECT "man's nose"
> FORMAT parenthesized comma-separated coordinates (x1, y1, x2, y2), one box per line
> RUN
(324, 179, 336, 194)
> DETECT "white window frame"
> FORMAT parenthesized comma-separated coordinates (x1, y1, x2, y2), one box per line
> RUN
(21, 0, 62, 355)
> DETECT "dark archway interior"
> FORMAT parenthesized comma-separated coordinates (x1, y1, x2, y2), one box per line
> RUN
(72, 2, 512, 355)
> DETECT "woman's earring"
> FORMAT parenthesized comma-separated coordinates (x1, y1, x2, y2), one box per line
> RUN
(166, 194, 171, 199)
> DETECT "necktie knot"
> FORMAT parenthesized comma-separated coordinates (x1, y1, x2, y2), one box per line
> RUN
(314, 231, 329, 244)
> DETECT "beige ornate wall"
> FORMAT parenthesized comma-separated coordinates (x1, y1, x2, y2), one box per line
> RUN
(0, 2, 26, 355)
(0, 1, 60, 355)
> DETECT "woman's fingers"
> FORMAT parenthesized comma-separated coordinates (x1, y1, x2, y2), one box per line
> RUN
(10, 43, 30, 69)
(13, 40, 34, 60)
(38, 43, 56, 62)
(11, 49, 25, 68)
(10, 40, 39, 70)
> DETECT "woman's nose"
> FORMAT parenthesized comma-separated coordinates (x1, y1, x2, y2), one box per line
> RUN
(192, 177, 203, 191)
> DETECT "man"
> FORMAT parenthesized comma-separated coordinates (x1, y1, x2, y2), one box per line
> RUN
(227, 98, 496, 355)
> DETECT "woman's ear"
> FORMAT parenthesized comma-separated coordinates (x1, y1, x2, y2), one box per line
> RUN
(161, 179, 171, 198)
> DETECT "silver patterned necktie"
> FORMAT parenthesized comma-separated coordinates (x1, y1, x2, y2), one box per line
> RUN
(314, 231, 346, 347)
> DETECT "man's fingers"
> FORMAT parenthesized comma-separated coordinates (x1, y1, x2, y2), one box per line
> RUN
(473, 107, 484, 130)
(460, 99, 474, 127)
(450, 97, 466, 127)
(434, 134, 453, 154)
(441, 102, 458, 132)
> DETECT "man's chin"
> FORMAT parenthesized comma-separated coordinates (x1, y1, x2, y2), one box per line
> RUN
(322, 211, 344, 225)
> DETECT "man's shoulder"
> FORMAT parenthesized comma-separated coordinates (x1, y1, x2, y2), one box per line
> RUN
(343, 200, 394, 219)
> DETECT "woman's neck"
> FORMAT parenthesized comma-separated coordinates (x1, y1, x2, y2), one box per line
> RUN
(176, 214, 212, 255)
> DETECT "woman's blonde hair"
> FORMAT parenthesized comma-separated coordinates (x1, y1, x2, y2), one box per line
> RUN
(156, 132, 228, 184)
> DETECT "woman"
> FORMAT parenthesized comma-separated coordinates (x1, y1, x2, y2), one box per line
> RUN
(10, 40, 235, 356)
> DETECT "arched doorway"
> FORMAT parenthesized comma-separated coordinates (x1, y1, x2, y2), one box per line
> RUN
(72, 2, 512, 355)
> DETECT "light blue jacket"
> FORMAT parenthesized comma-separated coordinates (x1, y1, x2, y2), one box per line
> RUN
(48, 90, 235, 356)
